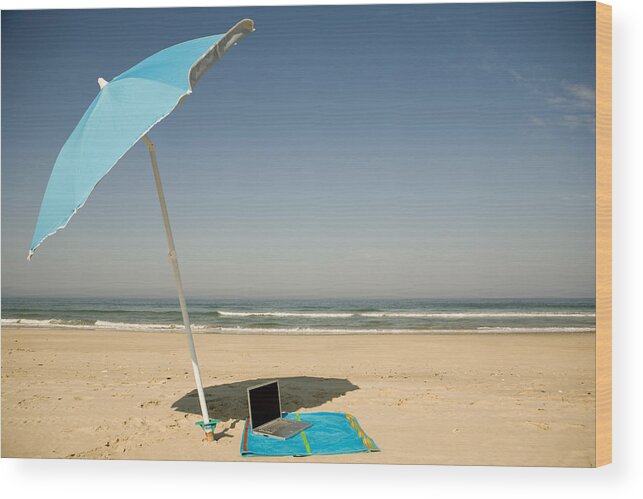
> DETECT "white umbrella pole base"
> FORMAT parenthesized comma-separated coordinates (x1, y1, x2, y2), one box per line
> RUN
(143, 134, 214, 441)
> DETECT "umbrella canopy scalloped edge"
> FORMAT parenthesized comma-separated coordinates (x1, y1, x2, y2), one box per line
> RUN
(28, 18, 254, 259)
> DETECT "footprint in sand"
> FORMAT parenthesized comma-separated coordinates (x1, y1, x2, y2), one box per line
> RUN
(525, 420, 550, 431)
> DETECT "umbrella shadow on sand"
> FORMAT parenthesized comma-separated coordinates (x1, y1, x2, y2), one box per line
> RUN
(171, 376, 359, 439)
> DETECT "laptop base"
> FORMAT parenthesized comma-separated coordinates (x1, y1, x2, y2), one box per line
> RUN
(253, 418, 312, 440)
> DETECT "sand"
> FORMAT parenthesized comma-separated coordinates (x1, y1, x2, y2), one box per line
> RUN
(1, 327, 596, 466)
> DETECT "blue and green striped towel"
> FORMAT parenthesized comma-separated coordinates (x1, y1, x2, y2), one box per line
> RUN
(240, 412, 380, 457)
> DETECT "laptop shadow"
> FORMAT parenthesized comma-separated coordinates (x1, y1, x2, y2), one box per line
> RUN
(171, 376, 359, 422)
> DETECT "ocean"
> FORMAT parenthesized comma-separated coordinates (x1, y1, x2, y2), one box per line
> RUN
(1, 297, 595, 335)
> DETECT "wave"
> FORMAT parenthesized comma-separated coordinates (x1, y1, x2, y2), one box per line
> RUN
(215, 310, 595, 319)
(213, 326, 595, 335)
(2, 318, 181, 331)
(49, 319, 98, 326)
(216, 311, 354, 318)
(2, 318, 594, 335)
(474, 327, 594, 333)
(360, 312, 596, 318)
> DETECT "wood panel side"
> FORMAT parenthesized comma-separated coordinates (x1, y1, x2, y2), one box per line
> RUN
(595, 1, 612, 468)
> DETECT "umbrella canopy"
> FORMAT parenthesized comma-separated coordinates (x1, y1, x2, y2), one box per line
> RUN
(29, 18, 254, 258)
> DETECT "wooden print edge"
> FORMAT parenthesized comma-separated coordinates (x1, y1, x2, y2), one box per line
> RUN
(595, 0, 612, 467)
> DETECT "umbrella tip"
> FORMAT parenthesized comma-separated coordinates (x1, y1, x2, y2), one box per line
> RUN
(97, 77, 109, 89)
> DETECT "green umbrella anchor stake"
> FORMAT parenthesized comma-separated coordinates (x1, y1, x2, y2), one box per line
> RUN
(196, 419, 222, 441)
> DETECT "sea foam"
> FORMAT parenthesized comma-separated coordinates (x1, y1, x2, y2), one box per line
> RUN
(2, 318, 595, 335)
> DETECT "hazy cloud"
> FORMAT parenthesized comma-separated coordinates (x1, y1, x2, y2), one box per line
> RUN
(562, 81, 595, 102)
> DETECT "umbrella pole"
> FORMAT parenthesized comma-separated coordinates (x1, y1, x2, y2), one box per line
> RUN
(142, 134, 215, 442)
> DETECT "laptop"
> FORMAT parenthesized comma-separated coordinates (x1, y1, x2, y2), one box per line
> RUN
(247, 380, 312, 439)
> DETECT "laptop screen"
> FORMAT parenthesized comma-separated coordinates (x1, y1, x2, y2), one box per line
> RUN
(248, 381, 281, 429)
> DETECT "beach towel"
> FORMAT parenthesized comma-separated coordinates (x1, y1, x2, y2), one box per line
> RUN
(240, 412, 380, 457)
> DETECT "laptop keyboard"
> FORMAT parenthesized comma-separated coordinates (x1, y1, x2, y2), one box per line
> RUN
(257, 419, 290, 435)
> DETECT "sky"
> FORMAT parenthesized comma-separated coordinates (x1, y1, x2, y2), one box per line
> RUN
(1, 3, 597, 299)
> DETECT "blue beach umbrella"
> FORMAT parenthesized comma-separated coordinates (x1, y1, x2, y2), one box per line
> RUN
(29, 19, 255, 440)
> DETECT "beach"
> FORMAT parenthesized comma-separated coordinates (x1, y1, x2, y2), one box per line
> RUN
(1, 327, 595, 466)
